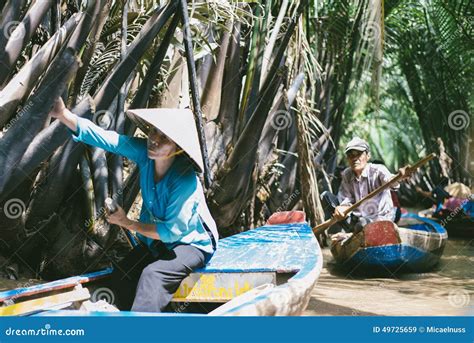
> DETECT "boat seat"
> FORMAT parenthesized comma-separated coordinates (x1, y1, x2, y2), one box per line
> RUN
(363, 221, 401, 247)
(172, 213, 313, 303)
(266, 210, 306, 225)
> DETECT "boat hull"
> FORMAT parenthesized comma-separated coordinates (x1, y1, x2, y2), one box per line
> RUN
(331, 214, 447, 273)
(346, 243, 445, 272)
(440, 219, 474, 238)
(0, 218, 322, 316)
(418, 208, 474, 238)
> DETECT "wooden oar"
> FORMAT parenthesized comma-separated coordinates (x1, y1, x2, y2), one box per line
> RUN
(313, 153, 436, 235)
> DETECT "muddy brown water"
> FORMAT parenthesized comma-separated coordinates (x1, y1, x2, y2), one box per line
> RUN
(304, 236, 474, 316)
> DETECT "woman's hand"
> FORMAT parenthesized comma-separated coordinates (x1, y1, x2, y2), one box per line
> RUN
(49, 97, 78, 132)
(108, 209, 160, 240)
(106, 205, 132, 228)
(50, 97, 66, 119)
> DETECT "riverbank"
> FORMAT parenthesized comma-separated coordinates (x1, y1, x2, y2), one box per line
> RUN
(304, 238, 474, 316)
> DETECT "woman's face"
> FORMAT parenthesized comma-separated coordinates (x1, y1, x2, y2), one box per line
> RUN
(147, 128, 178, 160)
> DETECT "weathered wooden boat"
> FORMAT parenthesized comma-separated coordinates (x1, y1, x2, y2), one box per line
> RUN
(330, 213, 447, 273)
(0, 212, 322, 316)
(440, 217, 474, 238)
(418, 206, 474, 239)
(438, 192, 474, 238)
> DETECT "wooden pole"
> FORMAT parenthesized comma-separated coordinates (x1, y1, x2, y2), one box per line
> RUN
(105, 197, 136, 247)
(179, 0, 212, 188)
(313, 153, 436, 234)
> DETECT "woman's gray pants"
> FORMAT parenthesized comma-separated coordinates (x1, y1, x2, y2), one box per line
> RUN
(110, 242, 209, 313)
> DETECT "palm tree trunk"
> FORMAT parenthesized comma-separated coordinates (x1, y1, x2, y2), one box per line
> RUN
(0, 48, 80, 194)
(69, 0, 111, 105)
(200, 21, 232, 121)
(0, 0, 55, 85)
(0, 13, 81, 128)
(0, 96, 94, 203)
(106, 0, 130, 247)
(217, 21, 242, 151)
(0, 0, 27, 52)
(237, 4, 264, 135)
(66, 0, 103, 53)
(210, 67, 285, 231)
(179, 0, 212, 187)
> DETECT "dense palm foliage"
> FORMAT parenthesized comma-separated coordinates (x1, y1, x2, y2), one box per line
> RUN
(344, 0, 472, 202)
(0, 0, 471, 280)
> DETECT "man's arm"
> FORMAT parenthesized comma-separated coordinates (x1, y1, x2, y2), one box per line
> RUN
(335, 172, 354, 220)
(378, 164, 414, 189)
(376, 164, 401, 189)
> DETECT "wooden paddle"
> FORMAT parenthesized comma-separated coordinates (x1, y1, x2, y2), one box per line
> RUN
(313, 153, 436, 235)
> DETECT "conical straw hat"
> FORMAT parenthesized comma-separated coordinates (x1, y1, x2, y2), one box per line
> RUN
(127, 108, 204, 173)
(444, 182, 472, 199)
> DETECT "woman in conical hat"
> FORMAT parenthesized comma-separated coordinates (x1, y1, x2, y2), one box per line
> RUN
(50, 98, 218, 313)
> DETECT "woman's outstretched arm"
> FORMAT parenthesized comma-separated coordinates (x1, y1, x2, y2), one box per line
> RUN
(50, 98, 147, 164)
(50, 97, 78, 132)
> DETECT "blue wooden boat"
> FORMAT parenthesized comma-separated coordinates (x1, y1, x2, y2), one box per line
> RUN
(0, 212, 322, 316)
(419, 199, 474, 238)
(441, 217, 474, 238)
(330, 213, 447, 273)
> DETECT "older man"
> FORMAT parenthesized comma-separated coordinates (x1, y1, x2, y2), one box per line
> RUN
(322, 137, 411, 234)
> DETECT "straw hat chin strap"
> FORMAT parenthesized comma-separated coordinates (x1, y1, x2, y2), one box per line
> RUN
(165, 149, 184, 159)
